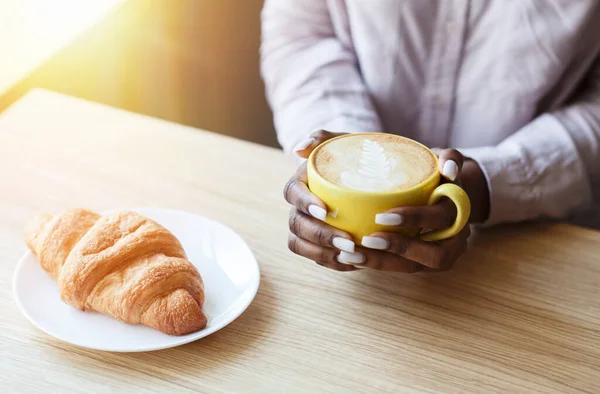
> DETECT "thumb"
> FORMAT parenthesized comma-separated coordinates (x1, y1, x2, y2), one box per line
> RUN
(293, 130, 347, 159)
(437, 149, 464, 182)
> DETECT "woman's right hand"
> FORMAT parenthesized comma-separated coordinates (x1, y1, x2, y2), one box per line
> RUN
(285, 130, 364, 271)
(291, 130, 347, 160)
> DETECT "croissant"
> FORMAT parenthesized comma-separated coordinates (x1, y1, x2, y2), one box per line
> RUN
(24, 208, 207, 336)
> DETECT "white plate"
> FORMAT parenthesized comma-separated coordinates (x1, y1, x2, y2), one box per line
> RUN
(13, 208, 260, 352)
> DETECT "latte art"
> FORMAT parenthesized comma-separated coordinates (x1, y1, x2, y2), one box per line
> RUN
(314, 134, 436, 192)
(340, 139, 407, 192)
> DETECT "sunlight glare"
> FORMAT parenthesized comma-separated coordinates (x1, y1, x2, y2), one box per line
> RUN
(0, 0, 124, 93)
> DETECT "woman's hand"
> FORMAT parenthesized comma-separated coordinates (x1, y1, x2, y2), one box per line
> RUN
(359, 149, 473, 272)
(286, 130, 358, 271)
(292, 129, 348, 159)
(285, 130, 488, 272)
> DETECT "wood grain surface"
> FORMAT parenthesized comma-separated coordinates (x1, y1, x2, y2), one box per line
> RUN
(1, 90, 599, 393)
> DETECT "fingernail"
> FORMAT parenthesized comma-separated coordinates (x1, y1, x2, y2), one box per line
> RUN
(375, 213, 404, 226)
(332, 237, 355, 253)
(441, 160, 458, 181)
(361, 236, 388, 250)
(308, 205, 327, 221)
(293, 137, 316, 153)
(337, 251, 366, 265)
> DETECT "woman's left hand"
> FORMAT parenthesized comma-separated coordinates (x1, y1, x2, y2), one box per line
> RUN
(356, 225, 470, 272)
(356, 149, 486, 272)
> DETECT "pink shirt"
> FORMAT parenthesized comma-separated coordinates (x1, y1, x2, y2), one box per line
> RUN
(261, 0, 600, 227)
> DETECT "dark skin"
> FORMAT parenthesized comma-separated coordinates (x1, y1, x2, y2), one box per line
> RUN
(285, 130, 490, 272)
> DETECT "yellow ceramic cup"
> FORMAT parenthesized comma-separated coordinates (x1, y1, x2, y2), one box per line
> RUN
(307, 133, 471, 243)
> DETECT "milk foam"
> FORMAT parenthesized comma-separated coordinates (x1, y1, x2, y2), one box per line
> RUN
(340, 139, 407, 192)
(314, 135, 436, 192)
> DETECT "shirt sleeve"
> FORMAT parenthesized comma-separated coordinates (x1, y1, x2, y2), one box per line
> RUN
(260, 0, 382, 154)
(460, 63, 600, 225)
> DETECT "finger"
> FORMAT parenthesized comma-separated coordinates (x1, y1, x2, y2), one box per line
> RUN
(283, 162, 328, 221)
(293, 130, 347, 158)
(437, 149, 464, 182)
(316, 260, 363, 272)
(353, 246, 422, 273)
(288, 208, 355, 252)
(423, 226, 471, 272)
(361, 232, 449, 269)
(376, 198, 457, 230)
(287, 234, 358, 272)
(363, 225, 472, 269)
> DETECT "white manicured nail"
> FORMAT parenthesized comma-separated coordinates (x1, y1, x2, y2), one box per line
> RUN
(441, 160, 458, 181)
(337, 251, 366, 265)
(308, 205, 327, 221)
(293, 137, 316, 153)
(375, 213, 404, 226)
(361, 236, 388, 250)
(332, 237, 355, 253)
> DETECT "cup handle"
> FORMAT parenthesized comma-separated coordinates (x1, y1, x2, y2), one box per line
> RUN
(419, 183, 471, 241)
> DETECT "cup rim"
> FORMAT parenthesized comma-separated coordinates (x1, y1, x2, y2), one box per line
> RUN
(308, 132, 440, 196)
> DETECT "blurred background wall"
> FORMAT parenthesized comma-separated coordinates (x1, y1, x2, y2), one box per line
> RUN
(0, 0, 278, 147)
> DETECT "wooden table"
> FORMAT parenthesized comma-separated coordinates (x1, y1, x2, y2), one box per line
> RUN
(1, 90, 599, 393)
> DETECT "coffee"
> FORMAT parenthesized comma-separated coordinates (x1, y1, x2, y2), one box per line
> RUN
(314, 134, 436, 192)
